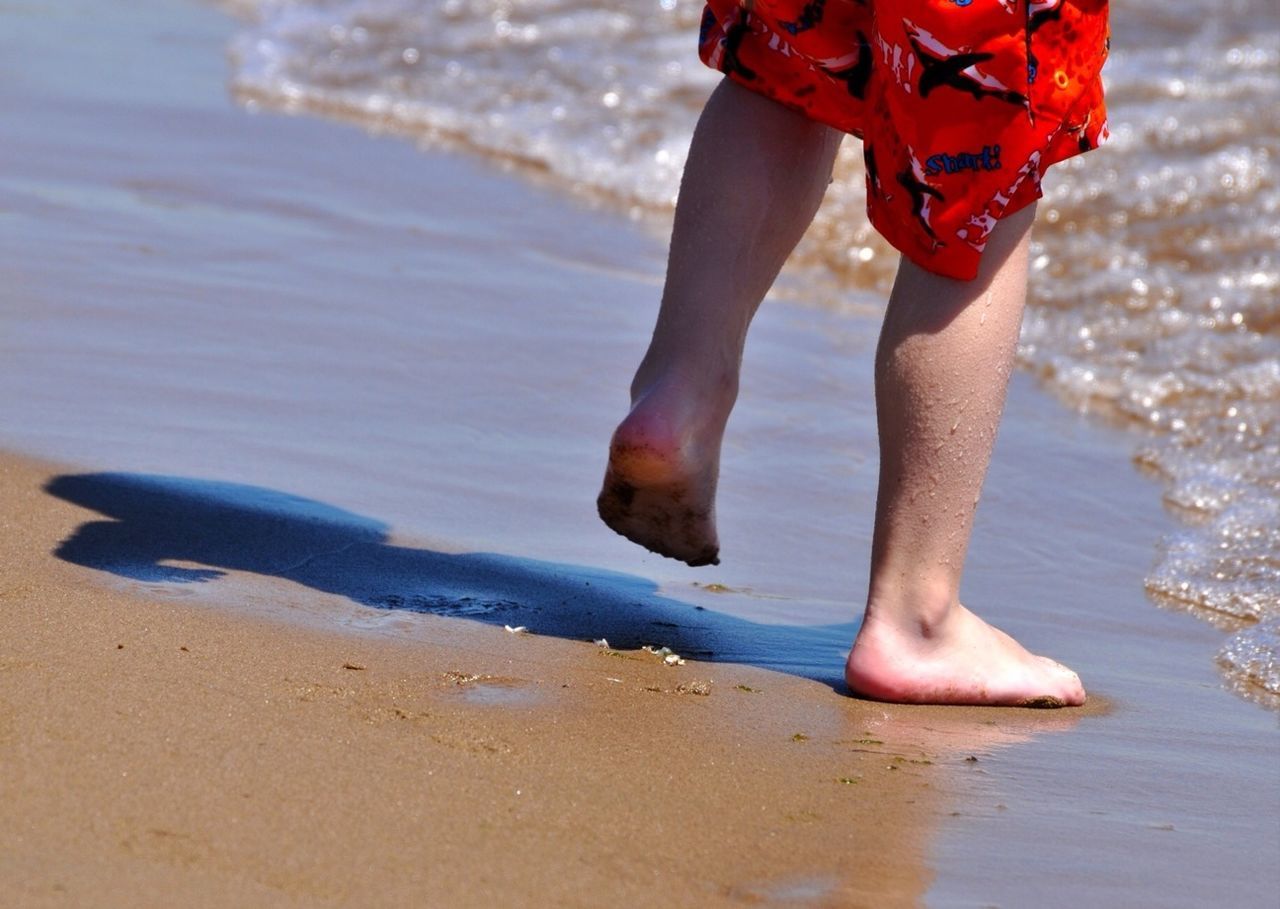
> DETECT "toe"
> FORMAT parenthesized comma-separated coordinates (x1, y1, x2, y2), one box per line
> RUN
(1039, 657, 1086, 706)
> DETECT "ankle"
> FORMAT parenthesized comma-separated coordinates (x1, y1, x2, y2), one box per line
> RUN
(862, 577, 961, 638)
(629, 355, 739, 411)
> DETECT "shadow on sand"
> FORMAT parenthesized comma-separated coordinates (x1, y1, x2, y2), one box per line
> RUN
(45, 472, 858, 685)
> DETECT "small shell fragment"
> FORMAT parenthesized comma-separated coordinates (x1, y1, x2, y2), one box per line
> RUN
(504, 625, 528, 635)
(594, 638, 610, 648)
(643, 644, 686, 665)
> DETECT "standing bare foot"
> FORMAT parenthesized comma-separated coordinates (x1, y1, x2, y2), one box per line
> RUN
(845, 602, 1086, 707)
(597, 371, 736, 567)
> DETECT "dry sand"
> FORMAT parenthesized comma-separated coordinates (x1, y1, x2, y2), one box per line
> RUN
(0, 452, 1095, 907)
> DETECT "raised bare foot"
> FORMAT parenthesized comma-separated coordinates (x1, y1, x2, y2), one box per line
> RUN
(597, 373, 734, 567)
(845, 602, 1086, 707)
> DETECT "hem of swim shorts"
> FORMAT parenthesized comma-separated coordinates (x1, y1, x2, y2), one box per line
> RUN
(866, 188, 1044, 283)
(872, 111, 1109, 283)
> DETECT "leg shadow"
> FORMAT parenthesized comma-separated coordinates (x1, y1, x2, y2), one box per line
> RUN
(45, 473, 857, 683)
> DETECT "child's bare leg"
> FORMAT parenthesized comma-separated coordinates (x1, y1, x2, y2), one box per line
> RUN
(845, 203, 1086, 706)
(598, 78, 842, 565)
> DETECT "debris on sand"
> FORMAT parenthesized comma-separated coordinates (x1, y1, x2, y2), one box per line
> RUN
(443, 671, 482, 684)
(504, 625, 529, 635)
(642, 645, 685, 666)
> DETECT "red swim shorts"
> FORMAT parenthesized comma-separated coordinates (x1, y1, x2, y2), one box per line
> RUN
(697, 0, 1109, 280)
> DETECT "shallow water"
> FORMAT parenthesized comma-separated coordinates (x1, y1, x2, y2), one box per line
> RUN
(223, 0, 1280, 704)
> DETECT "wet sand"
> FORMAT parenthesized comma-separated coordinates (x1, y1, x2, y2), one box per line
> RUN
(1, 451, 1096, 908)
(1, 0, 1278, 905)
